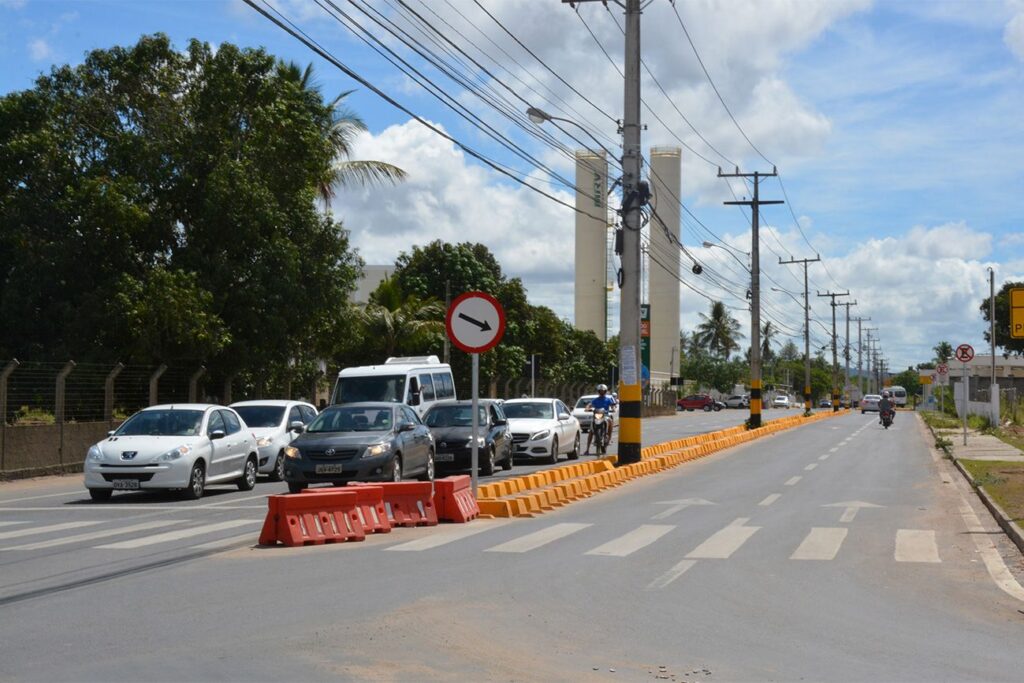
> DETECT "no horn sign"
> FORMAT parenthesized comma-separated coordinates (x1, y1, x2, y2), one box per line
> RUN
(446, 292, 505, 354)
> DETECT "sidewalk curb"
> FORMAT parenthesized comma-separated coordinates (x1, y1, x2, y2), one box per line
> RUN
(951, 457, 1024, 556)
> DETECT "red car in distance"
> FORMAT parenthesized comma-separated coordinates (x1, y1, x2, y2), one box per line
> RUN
(676, 394, 722, 412)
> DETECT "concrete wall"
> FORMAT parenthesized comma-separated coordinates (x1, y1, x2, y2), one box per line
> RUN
(1, 422, 115, 475)
(953, 380, 1000, 423)
(648, 148, 681, 381)
(574, 150, 609, 341)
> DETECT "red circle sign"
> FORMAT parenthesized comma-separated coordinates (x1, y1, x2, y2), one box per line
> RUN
(445, 292, 506, 354)
(955, 344, 974, 362)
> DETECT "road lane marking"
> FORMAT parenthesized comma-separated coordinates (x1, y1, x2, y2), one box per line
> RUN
(0, 491, 86, 504)
(840, 508, 858, 523)
(485, 523, 591, 553)
(829, 447, 839, 453)
(585, 525, 675, 557)
(0, 522, 29, 528)
(3, 520, 186, 551)
(191, 533, 258, 551)
(804, 463, 818, 471)
(818, 454, 830, 461)
(0, 521, 101, 541)
(785, 476, 802, 486)
(758, 494, 781, 507)
(895, 529, 940, 563)
(791, 527, 847, 560)
(96, 519, 261, 549)
(196, 494, 270, 508)
(646, 559, 697, 590)
(385, 521, 511, 551)
(685, 519, 760, 559)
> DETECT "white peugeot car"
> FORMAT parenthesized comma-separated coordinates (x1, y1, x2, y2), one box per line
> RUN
(84, 404, 259, 501)
(230, 400, 317, 480)
(501, 398, 580, 464)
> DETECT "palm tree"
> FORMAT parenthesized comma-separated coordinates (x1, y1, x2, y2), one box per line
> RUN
(278, 62, 407, 205)
(360, 277, 444, 357)
(933, 341, 953, 365)
(695, 301, 743, 359)
(761, 320, 778, 362)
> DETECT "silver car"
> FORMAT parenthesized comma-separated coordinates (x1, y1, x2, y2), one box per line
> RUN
(230, 400, 317, 480)
(84, 404, 259, 501)
(861, 394, 882, 413)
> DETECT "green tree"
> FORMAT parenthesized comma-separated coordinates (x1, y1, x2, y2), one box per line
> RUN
(891, 366, 922, 399)
(980, 281, 1024, 356)
(933, 341, 954, 365)
(695, 301, 743, 358)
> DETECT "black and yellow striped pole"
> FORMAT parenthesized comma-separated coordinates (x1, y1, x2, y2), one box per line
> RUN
(779, 255, 820, 414)
(749, 379, 762, 428)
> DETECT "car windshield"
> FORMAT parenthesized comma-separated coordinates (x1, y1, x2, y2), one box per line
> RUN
(865, 395, 881, 401)
(575, 397, 597, 409)
(333, 375, 405, 404)
(233, 405, 285, 428)
(423, 405, 486, 427)
(503, 402, 553, 419)
(115, 409, 204, 437)
(307, 407, 393, 433)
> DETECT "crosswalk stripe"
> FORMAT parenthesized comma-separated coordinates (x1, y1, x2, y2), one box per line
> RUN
(3, 520, 186, 551)
(0, 521, 101, 541)
(646, 559, 697, 590)
(385, 521, 511, 552)
(0, 521, 29, 528)
(685, 519, 760, 559)
(791, 527, 847, 560)
(485, 523, 591, 553)
(895, 529, 941, 563)
(95, 519, 261, 549)
(585, 525, 675, 557)
(191, 533, 257, 551)
(785, 476, 802, 486)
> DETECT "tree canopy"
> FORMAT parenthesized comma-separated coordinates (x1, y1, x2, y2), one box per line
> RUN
(980, 281, 1024, 357)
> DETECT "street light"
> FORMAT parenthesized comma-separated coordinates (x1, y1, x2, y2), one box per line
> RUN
(525, 106, 616, 159)
(702, 241, 750, 272)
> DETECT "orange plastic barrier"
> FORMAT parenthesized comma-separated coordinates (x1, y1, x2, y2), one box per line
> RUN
(434, 475, 480, 523)
(259, 490, 366, 547)
(300, 485, 391, 534)
(353, 481, 438, 527)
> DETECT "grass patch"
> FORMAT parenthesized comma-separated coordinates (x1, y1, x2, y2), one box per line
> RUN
(960, 460, 1024, 523)
(991, 426, 1024, 453)
(920, 411, 960, 430)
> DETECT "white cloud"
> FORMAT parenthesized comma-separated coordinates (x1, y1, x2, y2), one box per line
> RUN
(1005, 6, 1024, 61)
(28, 38, 52, 62)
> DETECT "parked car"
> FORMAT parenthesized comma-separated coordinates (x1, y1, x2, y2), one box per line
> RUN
(283, 402, 434, 492)
(230, 400, 317, 481)
(723, 394, 749, 409)
(772, 395, 791, 409)
(572, 394, 600, 431)
(819, 398, 832, 408)
(422, 399, 512, 476)
(502, 398, 580, 464)
(677, 394, 721, 412)
(861, 394, 882, 413)
(84, 404, 258, 501)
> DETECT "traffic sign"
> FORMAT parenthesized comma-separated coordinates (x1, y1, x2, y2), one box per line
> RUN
(955, 344, 974, 362)
(446, 292, 505, 354)
(936, 363, 948, 375)
(1011, 287, 1024, 339)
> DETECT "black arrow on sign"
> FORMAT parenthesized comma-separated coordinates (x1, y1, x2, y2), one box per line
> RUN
(458, 312, 492, 332)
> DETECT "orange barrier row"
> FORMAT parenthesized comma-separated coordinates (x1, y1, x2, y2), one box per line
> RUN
(434, 475, 480, 523)
(349, 481, 438, 527)
(259, 490, 366, 547)
(301, 485, 391, 534)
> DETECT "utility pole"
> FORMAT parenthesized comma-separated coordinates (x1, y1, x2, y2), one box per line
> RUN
(720, 167, 783, 428)
(444, 279, 451, 364)
(989, 267, 996, 406)
(837, 301, 857, 404)
(864, 328, 878, 394)
(779, 255, 820, 413)
(817, 290, 849, 411)
(852, 316, 871, 401)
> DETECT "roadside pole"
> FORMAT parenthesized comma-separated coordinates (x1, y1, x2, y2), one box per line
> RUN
(955, 344, 975, 446)
(471, 353, 479, 493)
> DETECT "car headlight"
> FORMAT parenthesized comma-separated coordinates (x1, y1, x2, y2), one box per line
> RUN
(157, 445, 192, 462)
(87, 445, 104, 462)
(530, 429, 551, 441)
(465, 437, 486, 447)
(284, 446, 301, 460)
(363, 442, 392, 459)
(256, 436, 273, 448)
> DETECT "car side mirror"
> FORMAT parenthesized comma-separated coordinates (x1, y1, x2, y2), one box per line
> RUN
(290, 420, 305, 433)
(106, 430, 115, 437)
(399, 422, 416, 432)
(558, 412, 571, 421)
(209, 429, 226, 440)
(493, 418, 507, 426)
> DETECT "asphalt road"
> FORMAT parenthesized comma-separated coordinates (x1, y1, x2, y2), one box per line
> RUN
(1, 410, 1022, 681)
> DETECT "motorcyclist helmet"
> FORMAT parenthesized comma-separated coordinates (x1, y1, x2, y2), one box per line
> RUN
(596, 383, 608, 393)
(882, 391, 890, 397)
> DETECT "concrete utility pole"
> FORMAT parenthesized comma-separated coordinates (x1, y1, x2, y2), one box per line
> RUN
(817, 291, 849, 411)
(989, 267, 996, 403)
(864, 328, 878, 393)
(780, 255, 820, 412)
(837, 301, 857, 402)
(852, 317, 870, 400)
(720, 167, 783, 428)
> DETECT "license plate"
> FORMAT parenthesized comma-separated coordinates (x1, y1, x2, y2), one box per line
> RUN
(435, 453, 455, 462)
(112, 479, 140, 490)
(315, 464, 345, 474)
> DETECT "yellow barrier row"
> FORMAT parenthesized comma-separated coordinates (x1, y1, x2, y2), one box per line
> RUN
(476, 409, 850, 518)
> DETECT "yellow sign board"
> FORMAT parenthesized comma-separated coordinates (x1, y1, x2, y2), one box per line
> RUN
(1012, 288, 1024, 339)
(920, 374, 933, 385)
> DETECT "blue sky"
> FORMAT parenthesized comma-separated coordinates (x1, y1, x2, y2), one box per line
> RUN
(3, 0, 1024, 373)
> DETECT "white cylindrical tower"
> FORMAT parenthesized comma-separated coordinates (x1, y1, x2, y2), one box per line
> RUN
(648, 147, 682, 384)
(574, 150, 609, 341)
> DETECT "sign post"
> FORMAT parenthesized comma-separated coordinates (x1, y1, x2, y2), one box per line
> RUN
(1011, 288, 1024, 339)
(936, 363, 948, 414)
(446, 292, 506, 495)
(955, 344, 974, 445)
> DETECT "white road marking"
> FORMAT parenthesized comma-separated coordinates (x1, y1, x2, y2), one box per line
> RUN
(785, 476, 802, 486)
(791, 527, 847, 560)
(485, 523, 591, 553)
(191, 533, 257, 551)
(818, 454, 830, 461)
(0, 521, 29, 528)
(196, 494, 270, 508)
(829, 447, 839, 453)
(96, 519, 261, 549)
(3, 519, 185, 551)
(585, 525, 675, 557)
(646, 559, 698, 590)
(385, 521, 511, 551)
(685, 519, 760, 559)
(895, 529, 941, 563)
(0, 521, 101, 541)
(758, 494, 781, 507)
(804, 463, 818, 471)
(0, 505, 181, 512)
(0, 491, 85, 504)
(840, 507, 859, 523)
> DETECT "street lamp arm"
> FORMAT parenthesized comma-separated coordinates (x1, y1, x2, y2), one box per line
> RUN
(525, 106, 616, 159)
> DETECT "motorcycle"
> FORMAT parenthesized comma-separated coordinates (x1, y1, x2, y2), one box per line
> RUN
(881, 409, 894, 429)
(592, 408, 611, 455)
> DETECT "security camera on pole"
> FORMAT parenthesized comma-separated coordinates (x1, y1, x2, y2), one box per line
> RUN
(446, 292, 505, 495)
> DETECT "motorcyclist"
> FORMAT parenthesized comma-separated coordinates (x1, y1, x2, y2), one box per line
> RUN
(584, 384, 616, 455)
(878, 390, 894, 424)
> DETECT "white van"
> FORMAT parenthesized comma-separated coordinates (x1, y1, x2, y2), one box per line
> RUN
(888, 385, 907, 407)
(330, 356, 456, 417)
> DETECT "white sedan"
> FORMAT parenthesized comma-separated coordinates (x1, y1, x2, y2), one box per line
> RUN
(230, 400, 317, 480)
(772, 395, 791, 409)
(502, 398, 581, 464)
(83, 404, 259, 501)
